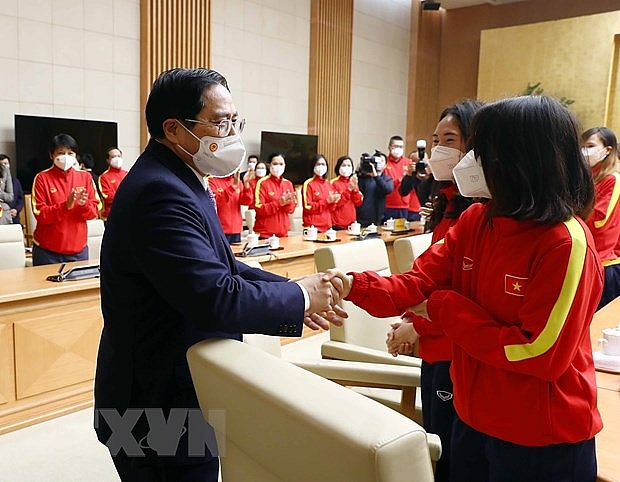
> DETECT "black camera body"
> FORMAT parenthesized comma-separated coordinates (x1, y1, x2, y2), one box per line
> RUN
(415, 161, 427, 174)
(359, 152, 379, 174)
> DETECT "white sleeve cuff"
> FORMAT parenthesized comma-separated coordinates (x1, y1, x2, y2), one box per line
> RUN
(295, 281, 311, 311)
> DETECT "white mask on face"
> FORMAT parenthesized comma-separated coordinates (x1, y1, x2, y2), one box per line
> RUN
(374, 157, 385, 171)
(270, 164, 285, 178)
(54, 154, 76, 171)
(390, 147, 404, 159)
(339, 165, 353, 178)
(255, 167, 267, 178)
(110, 156, 123, 169)
(178, 122, 246, 178)
(452, 150, 491, 199)
(247, 161, 257, 170)
(314, 164, 327, 177)
(581, 147, 607, 167)
(428, 145, 462, 181)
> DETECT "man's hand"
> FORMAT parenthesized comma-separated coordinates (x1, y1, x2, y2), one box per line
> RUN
(325, 269, 353, 299)
(303, 305, 347, 330)
(295, 271, 349, 330)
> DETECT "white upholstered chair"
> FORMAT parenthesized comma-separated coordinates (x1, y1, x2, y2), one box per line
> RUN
(187, 338, 437, 482)
(392, 232, 433, 274)
(86, 218, 105, 261)
(0, 224, 29, 269)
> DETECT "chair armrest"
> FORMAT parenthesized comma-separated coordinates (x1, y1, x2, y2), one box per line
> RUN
(426, 433, 442, 462)
(293, 359, 421, 388)
(322, 340, 422, 368)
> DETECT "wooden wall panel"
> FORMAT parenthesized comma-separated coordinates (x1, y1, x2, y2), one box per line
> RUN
(309, 0, 354, 176)
(140, 0, 211, 145)
(605, 34, 620, 131)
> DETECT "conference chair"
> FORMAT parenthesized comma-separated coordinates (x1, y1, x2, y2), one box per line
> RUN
(187, 338, 437, 482)
(392, 232, 433, 274)
(86, 218, 105, 261)
(0, 224, 29, 269)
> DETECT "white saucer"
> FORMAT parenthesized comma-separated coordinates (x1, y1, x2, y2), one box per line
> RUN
(593, 351, 620, 373)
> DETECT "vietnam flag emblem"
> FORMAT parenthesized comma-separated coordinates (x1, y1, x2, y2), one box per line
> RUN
(504, 274, 527, 296)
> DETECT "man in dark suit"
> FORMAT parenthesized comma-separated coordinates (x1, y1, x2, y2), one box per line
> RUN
(94, 68, 345, 482)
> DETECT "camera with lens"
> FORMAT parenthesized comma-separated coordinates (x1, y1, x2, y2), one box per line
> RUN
(359, 151, 380, 174)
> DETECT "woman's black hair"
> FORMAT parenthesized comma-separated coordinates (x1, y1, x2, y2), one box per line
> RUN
(472, 95, 594, 223)
(145, 68, 229, 138)
(49, 133, 79, 156)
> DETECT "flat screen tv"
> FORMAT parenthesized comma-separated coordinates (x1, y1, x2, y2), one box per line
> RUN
(14, 114, 118, 193)
(260, 131, 318, 186)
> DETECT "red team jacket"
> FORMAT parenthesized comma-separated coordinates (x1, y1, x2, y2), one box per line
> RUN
(585, 171, 620, 266)
(301, 175, 335, 232)
(208, 175, 244, 235)
(32, 166, 101, 254)
(253, 174, 296, 238)
(330, 175, 363, 229)
(383, 155, 411, 210)
(98, 166, 128, 220)
(347, 203, 603, 447)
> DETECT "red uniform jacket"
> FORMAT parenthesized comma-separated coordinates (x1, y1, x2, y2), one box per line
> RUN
(98, 166, 128, 220)
(585, 171, 620, 265)
(302, 175, 335, 232)
(347, 203, 603, 446)
(208, 175, 244, 235)
(32, 166, 101, 254)
(383, 155, 411, 209)
(253, 175, 296, 238)
(330, 176, 363, 229)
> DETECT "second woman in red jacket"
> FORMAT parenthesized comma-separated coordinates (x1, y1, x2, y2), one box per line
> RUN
(330, 155, 363, 229)
(301, 154, 340, 232)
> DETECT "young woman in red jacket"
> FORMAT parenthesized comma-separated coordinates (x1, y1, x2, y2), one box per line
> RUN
(581, 126, 620, 309)
(336, 96, 602, 482)
(301, 154, 339, 232)
(330, 155, 363, 230)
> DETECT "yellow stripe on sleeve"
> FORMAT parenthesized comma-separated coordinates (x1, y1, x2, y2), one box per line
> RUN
(594, 172, 620, 229)
(504, 217, 586, 362)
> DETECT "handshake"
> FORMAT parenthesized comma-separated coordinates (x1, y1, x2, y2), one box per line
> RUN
(294, 269, 354, 330)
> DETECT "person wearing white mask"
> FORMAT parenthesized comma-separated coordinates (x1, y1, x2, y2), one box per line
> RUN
(581, 126, 620, 309)
(31, 133, 101, 265)
(94, 68, 346, 482)
(301, 154, 340, 232)
(98, 147, 128, 221)
(253, 153, 297, 237)
(356, 151, 394, 227)
(383, 135, 415, 222)
(330, 155, 363, 229)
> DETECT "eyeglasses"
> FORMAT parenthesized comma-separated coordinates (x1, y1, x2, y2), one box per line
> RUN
(184, 117, 246, 137)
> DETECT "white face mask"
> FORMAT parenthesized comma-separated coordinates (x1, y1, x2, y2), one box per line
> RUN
(390, 147, 404, 159)
(374, 158, 385, 171)
(339, 165, 353, 178)
(110, 156, 123, 169)
(247, 161, 257, 170)
(255, 167, 267, 178)
(581, 147, 607, 167)
(452, 150, 491, 199)
(270, 164, 285, 178)
(314, 164, 327, 177)
(428, 145, 462, 181)
(178, 122, 246, 178)
(54, 154, 76, 171)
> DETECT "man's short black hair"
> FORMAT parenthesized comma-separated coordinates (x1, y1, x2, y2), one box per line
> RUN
(145, 68, 229, 139)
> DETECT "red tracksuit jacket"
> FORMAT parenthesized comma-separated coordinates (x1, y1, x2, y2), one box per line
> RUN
(585, 171, 620, 265)
(301, 175, 335, 232)
(253, 174, 296, 238)
(98, 166, 127, 220)
(32, 166, 101, 254)
(347, 203, 603, 446)
(208, 175, 244, 235)
(330, 175, 363, 229)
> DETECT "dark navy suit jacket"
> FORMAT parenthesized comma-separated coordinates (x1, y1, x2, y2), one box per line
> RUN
(94, 140, 305, 460)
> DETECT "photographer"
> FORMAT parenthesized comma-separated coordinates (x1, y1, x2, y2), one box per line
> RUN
(399, 150, 431, 222)
(355, 151, 394, 227)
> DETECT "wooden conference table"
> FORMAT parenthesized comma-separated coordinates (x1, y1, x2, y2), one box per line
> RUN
(0, 226, 422, 434)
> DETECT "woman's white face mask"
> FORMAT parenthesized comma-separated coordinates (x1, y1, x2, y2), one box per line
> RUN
(54, 154, 77, 171)
(428, 146, 462, 181)
(452, 150, 491, 199)
(581, 146, 607, 167)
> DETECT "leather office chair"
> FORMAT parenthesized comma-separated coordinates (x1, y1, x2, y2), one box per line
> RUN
(86, 218, 105, 261)
(392, 232, 433, 274)
(187, 338, 437, 482)
(0, 223, 29, 269)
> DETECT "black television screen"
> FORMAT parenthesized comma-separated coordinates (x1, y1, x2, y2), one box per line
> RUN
(14, 114, 118, 193)
(260, 131, 318, 186)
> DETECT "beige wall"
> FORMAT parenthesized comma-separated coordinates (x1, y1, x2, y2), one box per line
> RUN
(0, 0, 141, 175)
(478, 11, 620, 133)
